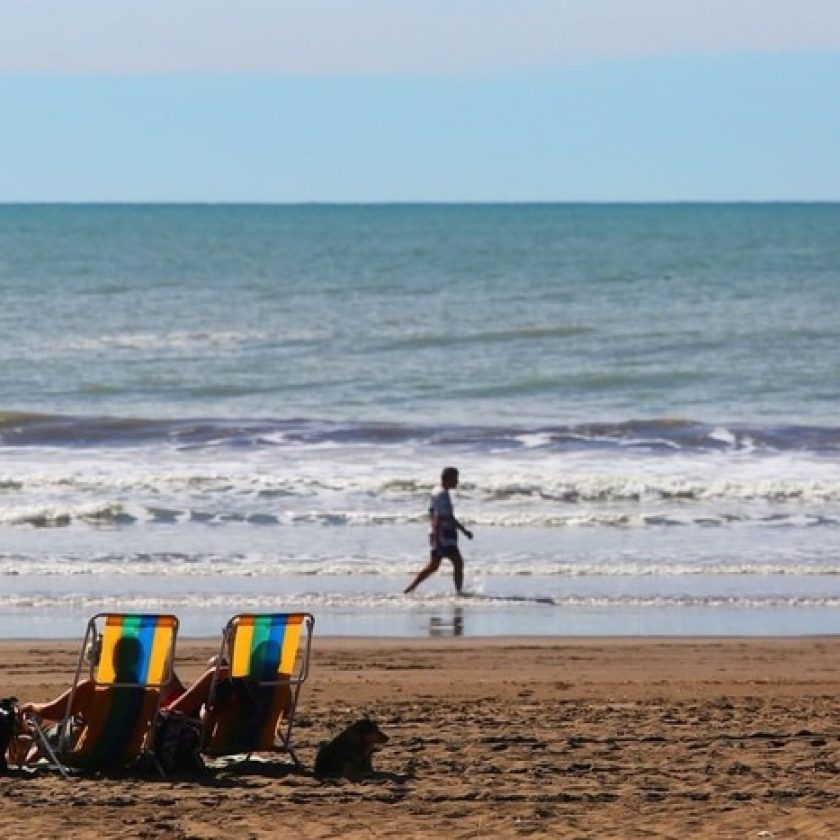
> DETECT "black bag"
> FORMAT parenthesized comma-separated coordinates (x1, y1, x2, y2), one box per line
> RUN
(0, 696, 18, 772)
(152, 709, 205, 775)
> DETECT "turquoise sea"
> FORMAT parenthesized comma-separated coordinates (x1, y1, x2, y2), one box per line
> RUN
(1, 203, 839, 637)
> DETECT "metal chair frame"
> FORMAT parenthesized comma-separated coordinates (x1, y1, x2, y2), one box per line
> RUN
(204, 612, 314, 766)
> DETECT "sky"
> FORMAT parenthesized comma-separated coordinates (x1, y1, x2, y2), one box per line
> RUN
(1, 0, 839, 202)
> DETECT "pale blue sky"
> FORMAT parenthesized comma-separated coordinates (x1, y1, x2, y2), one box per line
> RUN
(1, 1, 839, 201)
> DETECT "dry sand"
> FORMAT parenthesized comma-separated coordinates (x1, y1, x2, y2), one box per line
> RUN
(2, 636, 840, 838)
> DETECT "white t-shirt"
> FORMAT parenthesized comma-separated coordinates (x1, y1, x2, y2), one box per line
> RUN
(429, 489, 458, 548)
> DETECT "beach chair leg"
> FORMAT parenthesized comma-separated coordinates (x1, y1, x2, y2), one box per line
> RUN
(286, 746, 303, 769)
(26, 716, 70, 780)
(143, 747, 167, 778)
(276, 730, 303, 769)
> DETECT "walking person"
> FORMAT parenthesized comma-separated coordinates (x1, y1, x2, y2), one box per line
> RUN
(404, 466, 473, 595)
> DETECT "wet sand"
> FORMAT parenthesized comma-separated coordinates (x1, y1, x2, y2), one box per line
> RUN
(2, 637, 840, 838)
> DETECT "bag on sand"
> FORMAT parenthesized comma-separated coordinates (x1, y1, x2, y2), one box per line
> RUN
(152, 709, 205, 775)
(0, 696, 18, 772)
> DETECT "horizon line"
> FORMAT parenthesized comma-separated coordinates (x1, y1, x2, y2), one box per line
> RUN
(2, 199, 839, 207)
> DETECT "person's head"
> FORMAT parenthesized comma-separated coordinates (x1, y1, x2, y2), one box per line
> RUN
(111, 636, 144, 682)
(441, 466, 459, 489)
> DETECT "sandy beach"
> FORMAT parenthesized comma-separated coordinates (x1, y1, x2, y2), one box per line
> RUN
(2, 636, 840, 838)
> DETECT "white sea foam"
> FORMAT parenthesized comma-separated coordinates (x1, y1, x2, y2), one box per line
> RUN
(63, 330, 274, 352)
(4, 451, 840, 516)
(1, 502, 837, 531)
(4, 551, 840, 578)
(709, 427, 737, 446)
(3, 592, 840, 611)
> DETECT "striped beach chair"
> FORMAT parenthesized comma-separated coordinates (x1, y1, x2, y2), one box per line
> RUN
(202, 612, 314, 766)
(30, 613, 179, 776)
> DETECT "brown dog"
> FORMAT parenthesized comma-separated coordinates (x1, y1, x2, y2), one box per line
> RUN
(314, 718, 389, 779)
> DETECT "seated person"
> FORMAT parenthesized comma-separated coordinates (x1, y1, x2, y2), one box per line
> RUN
(167, 641, 291, 752)
(12, 637, 185, 767)
(165, 662, 224, 719)
(20, 637, 184, 722)
(19, 671, 185, 723)
(166, 640, 280, 722)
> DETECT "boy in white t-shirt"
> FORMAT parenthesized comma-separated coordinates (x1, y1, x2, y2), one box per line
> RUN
(404, 466, 473, 595)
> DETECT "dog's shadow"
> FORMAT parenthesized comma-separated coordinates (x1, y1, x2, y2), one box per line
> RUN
(206, 757, 308, 780)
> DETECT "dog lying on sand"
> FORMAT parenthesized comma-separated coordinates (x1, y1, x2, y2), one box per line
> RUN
(314, 718, 389, 779)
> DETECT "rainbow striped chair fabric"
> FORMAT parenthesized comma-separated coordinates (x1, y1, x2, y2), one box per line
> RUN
(202, 612, 314, 766)
(34, 613, 179, 775)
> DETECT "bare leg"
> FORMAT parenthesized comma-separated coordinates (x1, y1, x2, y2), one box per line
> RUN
(165, 668, 216, 716)
(404, 553, 441, 594)
(450, 548, 464, 594)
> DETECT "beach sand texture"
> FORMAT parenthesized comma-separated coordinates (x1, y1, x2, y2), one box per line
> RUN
(2, 637, 840, 839)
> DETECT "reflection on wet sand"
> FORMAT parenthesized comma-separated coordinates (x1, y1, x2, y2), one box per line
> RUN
(429, 607, 463, 637)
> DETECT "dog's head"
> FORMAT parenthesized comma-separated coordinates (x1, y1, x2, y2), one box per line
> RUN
(350, 718, 389, 750)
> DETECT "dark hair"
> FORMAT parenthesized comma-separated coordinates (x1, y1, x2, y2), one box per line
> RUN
(441, 466, 459, 482)
(112, 636, 144, 682)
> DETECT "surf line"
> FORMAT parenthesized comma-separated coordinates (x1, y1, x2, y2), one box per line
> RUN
(460, 593, 556, 606)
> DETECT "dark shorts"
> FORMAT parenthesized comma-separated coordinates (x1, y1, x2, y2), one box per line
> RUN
(431, 545, 461, 561)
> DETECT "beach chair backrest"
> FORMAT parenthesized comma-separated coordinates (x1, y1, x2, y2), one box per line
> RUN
(69, 686, 161, 769)
(59, 612, 179, 770)
(93, 613, 178, 687)
(227, 613, 311, 683)
(203, 612, 314, 759)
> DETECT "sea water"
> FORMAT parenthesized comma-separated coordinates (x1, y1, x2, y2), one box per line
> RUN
(1, 203, 839, 637)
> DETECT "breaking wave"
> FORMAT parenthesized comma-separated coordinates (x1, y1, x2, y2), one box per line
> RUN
(2, 412, 840, 454)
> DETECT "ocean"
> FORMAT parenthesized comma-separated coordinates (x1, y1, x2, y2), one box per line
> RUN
(1, 203, 839, 637)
